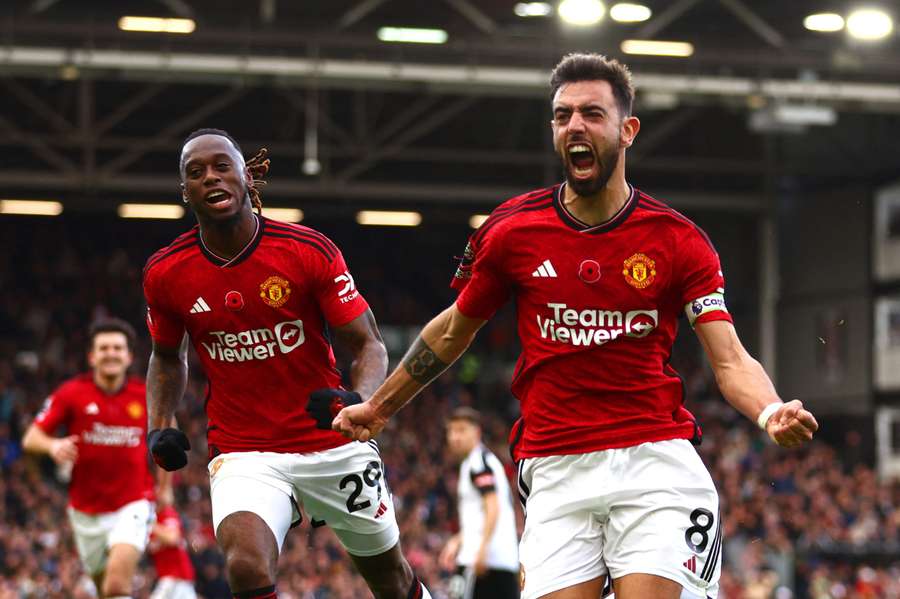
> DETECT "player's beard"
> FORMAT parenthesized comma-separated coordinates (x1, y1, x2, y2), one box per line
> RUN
(564, 140, 619, 197)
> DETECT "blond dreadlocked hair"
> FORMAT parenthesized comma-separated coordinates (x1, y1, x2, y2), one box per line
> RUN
(245, 147, 269, 215)
(181, 128, 270, 214)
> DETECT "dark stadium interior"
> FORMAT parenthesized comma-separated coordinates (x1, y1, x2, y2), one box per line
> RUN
(2, 0, 900, 598)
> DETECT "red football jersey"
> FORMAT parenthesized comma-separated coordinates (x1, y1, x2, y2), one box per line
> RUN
(149, 506, 196, 581)
(33, 374, 154, 513)
(452, 184, 732, 460)
(143, 216, 368, 456)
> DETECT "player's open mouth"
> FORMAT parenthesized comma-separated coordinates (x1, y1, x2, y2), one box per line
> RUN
(204, 189, 232, 209)
(567, 143, 596, 179)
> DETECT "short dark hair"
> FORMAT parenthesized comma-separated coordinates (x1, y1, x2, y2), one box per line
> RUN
(549, 53, 635, 118)
(182, 128, 243, 155)
(88, 318, 136, 352)
(449, 407, 482, 427)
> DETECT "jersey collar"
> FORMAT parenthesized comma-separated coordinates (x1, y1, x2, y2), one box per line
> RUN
(199, 214, 265, 268)
(553, 182, 637, 234)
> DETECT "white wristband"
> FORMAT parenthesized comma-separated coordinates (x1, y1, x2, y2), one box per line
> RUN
(756, 403, 782, 430)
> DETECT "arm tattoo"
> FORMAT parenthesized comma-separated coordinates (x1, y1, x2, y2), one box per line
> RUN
(146, 340, 189, 429)
(402, 335, 449, 384)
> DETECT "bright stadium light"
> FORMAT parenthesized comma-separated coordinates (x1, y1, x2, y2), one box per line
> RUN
(118, 16, 196, 34)
(558, 0, 606, 26)
(117, 203, 185, 219)
(262, 207, 304, 222)
(377, 27, 448, 44)
(847, 8, 893, 40)
(514, 2, 553, 17)
(469, 214, 489, 228)
(356, 210, 422, 226)
(621, 39, 694, 57)
(0, 199, 63, 216)
(803, 12, 845, 32)
(610, 3, 652, 23)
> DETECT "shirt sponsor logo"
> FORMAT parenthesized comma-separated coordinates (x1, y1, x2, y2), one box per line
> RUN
(259, 275, 292, 308)
(200, 319, 305, 362)
(685, 292, 728, 325)
(334, 271, 359, 304)
(82, 422, 143, 447)
(537, 303, 658, 347)
(623, 253, 657, 289)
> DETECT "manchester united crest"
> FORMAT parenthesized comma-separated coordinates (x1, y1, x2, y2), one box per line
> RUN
(259, 275, 292, 308)
(126, 400, 144, 420)
(623, 253, 657, 289)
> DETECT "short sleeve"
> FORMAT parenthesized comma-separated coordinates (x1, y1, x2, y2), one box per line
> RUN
(451, 227, 512, 320)
(143, 269, 185, 348)
(312, 248, 369, 328)
(33, 391, 68, 433)
(677, 228, 732, 327)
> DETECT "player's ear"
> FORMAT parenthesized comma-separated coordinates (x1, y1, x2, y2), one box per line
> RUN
(621, 115, 640, 149)
(180, 183, 188, 204)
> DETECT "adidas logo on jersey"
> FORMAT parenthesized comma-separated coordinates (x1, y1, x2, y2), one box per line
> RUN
(190, 297, 211, 314)
(683, 555, 697, 574)
(85, 402, 99, 415)
(532, 259, 558, 278)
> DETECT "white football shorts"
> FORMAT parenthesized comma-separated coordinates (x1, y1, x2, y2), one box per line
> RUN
(67, 498, 155, 576)
(150, 577, 197, 599)
(208, 441, 399, 557)
(517, 439, 721, 599)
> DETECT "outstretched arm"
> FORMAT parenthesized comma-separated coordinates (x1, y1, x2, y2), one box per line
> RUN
(695, 319, 818, 447)
(333, 304, 487, 441)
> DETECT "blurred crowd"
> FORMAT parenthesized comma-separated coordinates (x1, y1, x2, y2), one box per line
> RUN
(0, 217, 898, 598)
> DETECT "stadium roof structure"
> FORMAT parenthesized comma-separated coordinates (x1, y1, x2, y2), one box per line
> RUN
(2, 0, 900, 212)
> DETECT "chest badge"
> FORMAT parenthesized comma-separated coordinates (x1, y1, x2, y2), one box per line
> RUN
(225, 290, 244, 311)
(578, 259, 601, 284)
(623, 253, 657, 289)
(126, 400, 144, 420)
(259, 275, 291, 308)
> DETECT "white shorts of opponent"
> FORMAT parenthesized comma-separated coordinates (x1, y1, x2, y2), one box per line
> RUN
(208, 440, 399, 557)
(150, 577, 197, 599)
(517, 439, 721, 599)
(67, 499, 155, 576)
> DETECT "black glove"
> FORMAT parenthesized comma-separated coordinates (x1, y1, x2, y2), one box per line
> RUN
(307, 389, 362, 430)
(147, 428, 191, 471)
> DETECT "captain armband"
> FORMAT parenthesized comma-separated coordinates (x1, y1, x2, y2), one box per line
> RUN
(684, 291, 728, 326)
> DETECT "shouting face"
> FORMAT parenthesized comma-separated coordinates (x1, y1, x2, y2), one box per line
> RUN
(551, 80, 633, 196)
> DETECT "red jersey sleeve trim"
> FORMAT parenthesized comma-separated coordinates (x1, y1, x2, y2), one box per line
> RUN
(693, 311, 733, 326)
(326, 295, 369, 328)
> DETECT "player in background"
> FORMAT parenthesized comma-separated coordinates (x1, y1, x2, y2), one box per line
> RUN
(22, 318, 154, 599)
(440, 408, 519, 599)
(143, 129, 432, 599)
(149, 471, 197, 599)
(331, 53, 819, 599)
